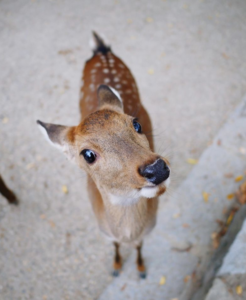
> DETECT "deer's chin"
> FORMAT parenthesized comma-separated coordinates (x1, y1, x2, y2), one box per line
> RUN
(140, 177, 170, 199)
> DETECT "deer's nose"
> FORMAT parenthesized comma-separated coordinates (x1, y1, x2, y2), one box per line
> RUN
(138, 159, 170, 185)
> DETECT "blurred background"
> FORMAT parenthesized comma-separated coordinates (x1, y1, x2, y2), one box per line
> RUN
(1, 0, 246, 299)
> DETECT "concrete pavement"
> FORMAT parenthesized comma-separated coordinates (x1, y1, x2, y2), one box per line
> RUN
(1, 0, 246, 299)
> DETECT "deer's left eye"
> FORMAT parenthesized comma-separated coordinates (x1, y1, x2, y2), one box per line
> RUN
(133, 119, 142, 133)
(80, 149, 96, 164)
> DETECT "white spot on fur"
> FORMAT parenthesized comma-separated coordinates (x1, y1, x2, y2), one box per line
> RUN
(114, 77, 119, 82)
(89, 83, 95, 92)
(109, 59, 114, 63)
(95, 62, 101, 67)
(104, 78, 110, 83)
(103, 68, 109, 73)
(90, 69, 97, 73)
(85, 96, 91, 103)
(119, 63, 125, 68)
(115, 84, 121, 89)
(111, 69, 117, 74)
(126, 89, 132, 94)
(122, 80, 127, 85)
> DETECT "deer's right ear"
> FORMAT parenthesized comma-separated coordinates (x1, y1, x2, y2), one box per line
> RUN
(97, 85, 123, 112)
(36, 120, 77, 163)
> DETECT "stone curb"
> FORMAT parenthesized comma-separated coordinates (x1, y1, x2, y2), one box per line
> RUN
(98, 97, 246, 300)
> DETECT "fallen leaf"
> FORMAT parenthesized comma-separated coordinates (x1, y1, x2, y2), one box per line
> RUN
(202, 192, 210, 203)
(40, 214, 46, 220)
(26, 163, 35, 170)
(184, 275, 191, 283)
(239, 147, 246, 154)
(159, 276, 166, 285)
(172, 243, 192, 252)
(182, 223, 190, 228)
(49, 220, 56, 228)
(217, 139, 221, 146)
(227, 194, 234, 200)
(146, 17, 153, 23)
(223, 207, 228, 215)
(236, 285, 243, 295)
(187, 158, 198, 165)
(120, 283, 127, 291)
(226, 207, 238, 225)
(62, 185, 68, 194)
(236, 180, 246, 204)
(211, 232, 219, 249)
(173, 213, 180, 219)
(222, 52, 229, 59)
(224, 173, 233, 178)
(148, 68, 154, 75)
(235, 175, 243, 182)
(2, 117, 9, 124)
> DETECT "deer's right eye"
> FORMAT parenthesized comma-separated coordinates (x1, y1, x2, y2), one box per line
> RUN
(80, 149, 96, 164)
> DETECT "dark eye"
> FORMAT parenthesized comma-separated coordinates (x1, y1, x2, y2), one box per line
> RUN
(133, 119, 142, 133)
(80, 149, 96, 164)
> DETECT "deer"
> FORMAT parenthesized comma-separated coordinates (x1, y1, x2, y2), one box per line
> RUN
(0, 175, 18, 205)
(37, 32, 170, 278)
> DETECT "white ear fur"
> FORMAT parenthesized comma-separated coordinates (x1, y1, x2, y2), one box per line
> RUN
(108, 86, 123, 104)
(37, 122, 64, 152)
(97, 84, 123, 112)
(37, 120, 76, 163)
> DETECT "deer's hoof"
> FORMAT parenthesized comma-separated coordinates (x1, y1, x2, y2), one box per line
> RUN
(139, 271, 147, 279)
(112, 269, 120, 277)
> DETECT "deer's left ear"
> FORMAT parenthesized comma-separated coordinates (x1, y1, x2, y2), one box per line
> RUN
(36, 120, 77, 163)
(97, 85, 124, 112)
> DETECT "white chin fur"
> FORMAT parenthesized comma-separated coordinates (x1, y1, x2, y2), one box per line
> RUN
(140, 186, 159, 198)
(109, 178, 171, 205)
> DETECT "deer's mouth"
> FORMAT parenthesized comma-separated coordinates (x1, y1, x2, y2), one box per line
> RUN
(140, 177, 170, 198)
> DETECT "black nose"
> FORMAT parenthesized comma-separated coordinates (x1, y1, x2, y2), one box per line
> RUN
(139, 159, 170, 185)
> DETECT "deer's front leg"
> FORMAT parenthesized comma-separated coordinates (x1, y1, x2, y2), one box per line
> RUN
(0, 175, 18, 205)
(112, 242, 122, 276)
(136, 242, 146, 279)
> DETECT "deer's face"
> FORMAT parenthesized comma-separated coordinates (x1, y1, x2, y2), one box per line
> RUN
(37, 86, 170, 205)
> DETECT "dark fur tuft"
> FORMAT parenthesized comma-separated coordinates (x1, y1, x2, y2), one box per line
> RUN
(92, 31, 111, 55)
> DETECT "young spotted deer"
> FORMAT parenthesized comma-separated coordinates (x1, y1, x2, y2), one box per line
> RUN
(37, 32, 170, 278)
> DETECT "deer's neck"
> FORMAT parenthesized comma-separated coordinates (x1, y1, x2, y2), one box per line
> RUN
(100, 190, 149, 243)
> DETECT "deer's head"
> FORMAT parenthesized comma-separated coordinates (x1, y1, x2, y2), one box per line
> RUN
(37, 85, 170, 205)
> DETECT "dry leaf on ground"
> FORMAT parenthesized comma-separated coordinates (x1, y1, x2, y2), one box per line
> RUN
(202, 192, 209, 203)
(227, 194, 234, 200)
(235, 175, 243, 182)
(62, 185, 68, 194)
(187, 158, 198, 165)
(159, 276, 166, 285)
(236, 285, 243, 295)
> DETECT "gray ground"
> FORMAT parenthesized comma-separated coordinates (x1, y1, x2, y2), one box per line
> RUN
(0, 0, 246, 299)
